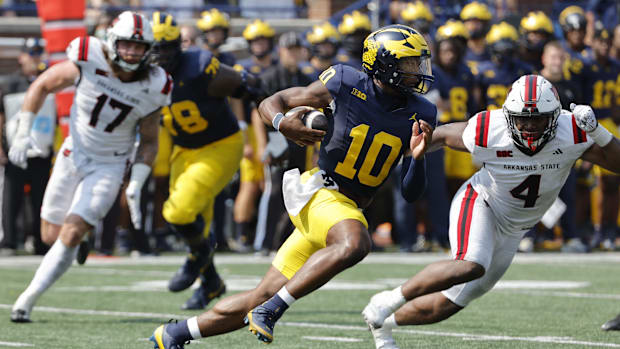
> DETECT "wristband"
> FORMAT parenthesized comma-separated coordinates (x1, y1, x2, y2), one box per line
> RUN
(238, 120, 248, 131)
(16, 110, 35, 136)
(272, 112, 285, 131)
(589, 124, 614, 147)
(129, 162, 151, 187)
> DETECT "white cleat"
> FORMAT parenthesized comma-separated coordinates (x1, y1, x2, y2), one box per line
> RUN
(362, 291, 396, 329)
(370, 325, 399, 349)
(10, 292, 37, 323)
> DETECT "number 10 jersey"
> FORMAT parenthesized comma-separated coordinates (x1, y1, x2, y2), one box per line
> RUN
(462, 109, 593, 234)
(66, 36, 172, 162)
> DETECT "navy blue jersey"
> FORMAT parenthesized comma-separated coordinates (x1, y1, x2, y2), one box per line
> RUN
(163, 48, 239, 148)
(582, 57, 620, 119)
(234, 57, 278, 122)
(215, 51, 236, 67)
(464, 48, 490, 76)
(477, 58, 533, 109)
(318, 64, 437, 200)
(431, 62, 477, 123)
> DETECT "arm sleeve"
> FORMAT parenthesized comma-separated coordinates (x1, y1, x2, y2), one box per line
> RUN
(462, 114, 478, 153)
(400, 155, 427, 203)
(318, 64, 343, 99)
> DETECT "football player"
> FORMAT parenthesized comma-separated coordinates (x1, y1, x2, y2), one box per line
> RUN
(559, 6, 592, 82)
(430, 19, 480, 196)
(478, 22, 533, 110)
(197, 8, 235, 67)
(460, 1, 492, 74)
(519, 11, 554, 71)
(10, 11, 171, 323)
(149, 24, 436, 348)
(582, 24, 620, 249)
(150, 12, 262, 310)
(301, 22, 341, 81)
(399, 1, 434, 39)
(336, 10, 371, 70)
(363, 75, 620, 349)
(229, 19, 278, 252)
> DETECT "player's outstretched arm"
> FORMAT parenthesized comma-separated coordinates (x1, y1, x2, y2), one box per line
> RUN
(207, 63, 264, 103)
(9, 60, 79, 168)
(257, 80, 331, 146)
(22, 60, 79, 115)
(573, 103, 620, 174)
(581, 138, 620, 174)
(125, 108, 161, 229)
(400, 120, 433, 202)
(427, 121, 469, 153)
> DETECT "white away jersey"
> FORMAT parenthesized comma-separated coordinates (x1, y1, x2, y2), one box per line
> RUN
(462, 109, 593, 233)
(66, 36, 172, 162)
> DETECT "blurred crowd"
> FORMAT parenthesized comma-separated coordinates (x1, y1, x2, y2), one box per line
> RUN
(0, 0, 619, 257)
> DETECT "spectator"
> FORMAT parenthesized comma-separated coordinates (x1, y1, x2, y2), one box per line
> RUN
(0, 38, 53, 256)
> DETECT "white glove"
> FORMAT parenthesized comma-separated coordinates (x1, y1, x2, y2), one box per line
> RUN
(570, 103, 597, 133)
(8, 111, 35, 169)
(125, 163, 151, 229)
(570, 103, 613, 147)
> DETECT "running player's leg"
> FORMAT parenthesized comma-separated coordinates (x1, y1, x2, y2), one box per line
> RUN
(12, 159, 122, 322)
(363, 183, 489, 329)
(165, 134, 242, 292)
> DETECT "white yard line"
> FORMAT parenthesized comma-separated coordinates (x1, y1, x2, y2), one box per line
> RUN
(0, 341, 34, 347)
(0, 304, 619, 347)
(2, 252, 620, 267)
(302, 336, 363, 342)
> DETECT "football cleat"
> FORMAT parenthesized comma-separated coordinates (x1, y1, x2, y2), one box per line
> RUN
(168, 252, 211, 292)
(181, 278, 226, 310)
(149, 322, 188, 349)
(76, 240, 90, 265)
(602, 314, 620, 331)
(10, 309, 31, 323)
(362, 291, 398, 329)
(245, 303, 280, 344)
(370, 324, 399, 349)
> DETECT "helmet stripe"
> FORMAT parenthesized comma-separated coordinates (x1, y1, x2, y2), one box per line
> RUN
(524, 75, 537, 108)
(133, 13, 143, 37)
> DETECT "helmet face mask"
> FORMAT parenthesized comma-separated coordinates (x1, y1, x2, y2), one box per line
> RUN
(107, 11, 154, 72)
(362, 24, 434, 96)
(503, 75, 561, 155)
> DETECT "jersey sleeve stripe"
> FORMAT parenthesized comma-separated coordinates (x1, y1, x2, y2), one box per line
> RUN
(571, 114, 587, 144)
(161, 73, 172, 94)
(78, 36, 89, 61)
(475, 111, 490, 147)
(456, 184, 478, 260)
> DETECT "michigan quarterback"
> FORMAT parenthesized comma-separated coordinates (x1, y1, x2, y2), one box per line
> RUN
(149, 12, 262, 311)
(149, 24, 436, 348)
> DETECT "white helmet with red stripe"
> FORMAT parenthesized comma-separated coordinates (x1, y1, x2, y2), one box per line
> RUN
(503, 74, 561, 155)
(106, 11, 154, 72)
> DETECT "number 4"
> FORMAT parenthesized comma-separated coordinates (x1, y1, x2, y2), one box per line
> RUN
(510, 175, 541, 208)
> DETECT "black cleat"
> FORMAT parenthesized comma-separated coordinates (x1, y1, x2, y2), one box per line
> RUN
(168, 252, 210, 292)
(181, 278, 226, 310)
(602, 314, 620, 331)
(10, 309, 31, 323)
(76, 240, 90, 265)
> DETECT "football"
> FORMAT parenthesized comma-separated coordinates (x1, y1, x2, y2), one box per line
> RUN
(285, 106, 329, 132)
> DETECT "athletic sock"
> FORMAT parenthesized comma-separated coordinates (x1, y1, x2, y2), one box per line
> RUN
(166, 319, 193, 342)
(387, 286, 406, 310)
(383, 314, 398, 329)
(276, 286, 296, 307)
(14, 239, 77, 310)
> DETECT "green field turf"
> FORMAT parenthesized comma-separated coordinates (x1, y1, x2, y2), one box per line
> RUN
(1, 253, 620, 348)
